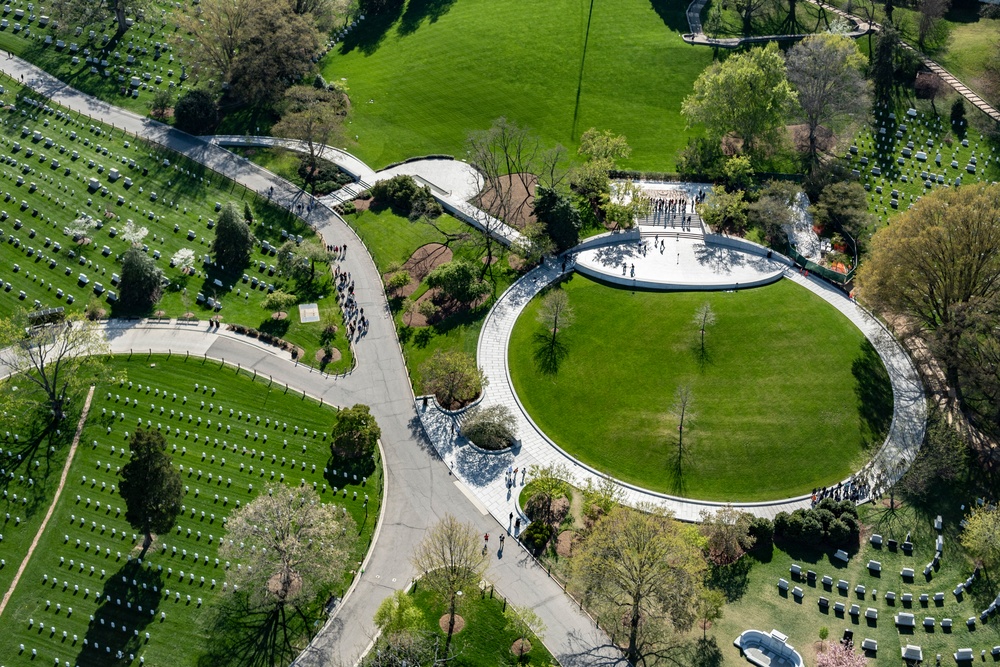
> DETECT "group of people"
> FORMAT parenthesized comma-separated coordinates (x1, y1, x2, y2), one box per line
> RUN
(641, 190, 706, 229)
(810, 471, 877, 506)
(334, 260, 369, 342)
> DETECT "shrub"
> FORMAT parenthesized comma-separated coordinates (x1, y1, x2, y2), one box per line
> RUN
(461, 404, 516, 451)
(341, 201, 356, 216)
(369, 174, 441, 219)
(520, 521, 553, 554)
(173, 89, 218, 134)
(773, 503, 859, 549)
(748, 516, 774, 546)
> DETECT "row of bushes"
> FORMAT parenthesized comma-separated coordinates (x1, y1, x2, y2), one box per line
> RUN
(773, 498, 860, 549)
(369, 175, 443, 220)
(226, 323, 299, 357)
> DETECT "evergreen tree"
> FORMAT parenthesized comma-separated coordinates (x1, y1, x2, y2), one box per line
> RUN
(119, 429, 183, 555)
(119, 246, 163, 312)
(212, 202, 254, 272)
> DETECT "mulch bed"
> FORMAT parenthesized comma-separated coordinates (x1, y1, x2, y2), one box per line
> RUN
(385, 242, 454, 300)
(315, 348, 342, 364)
(474, 173, 537, 231)
(272, 311, 288, 320)
(351, 197, 372, 212)
(511, 639, 532, 656)
(439, 614, 465, 634)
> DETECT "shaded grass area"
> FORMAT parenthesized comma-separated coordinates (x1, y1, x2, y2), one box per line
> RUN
(0, 356, 382, 667)
(701, 0, 832, 38)
(320, 0, 712, 171)
(508, 275, 890, 501)
(409, 586, 554, 667)
(343, 206, 467, 273)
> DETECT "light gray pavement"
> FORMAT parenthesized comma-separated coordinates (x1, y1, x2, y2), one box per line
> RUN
(0, 56, 613, 667)
(783, 193, 821, 262)
(416, 237, 926, 524)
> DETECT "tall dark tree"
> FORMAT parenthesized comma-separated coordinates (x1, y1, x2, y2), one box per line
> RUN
(212, 202, 254, 272)
(331, 404, 381, 459)
(173, 89, 219, 135)
(871, 26, 900, 111)
(119, 247, 163, 312)
(533, 186, 581, 253)
(119, 429, 183, 555)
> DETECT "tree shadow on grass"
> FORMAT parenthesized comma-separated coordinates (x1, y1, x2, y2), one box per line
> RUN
(853, 339, 894, 449)
(531, 331, 568, 375)
(337, 0, 406, 56)
(397, 0, 458, 36)
(663, 444, 687, 497)
(198, 593, 315, 667)
(325, 453, 377, 487)
(0, 404, 74, 518)
(707, 558, 753, 602)
(74, 560, 163, 667)
(648, 0, 697, 35)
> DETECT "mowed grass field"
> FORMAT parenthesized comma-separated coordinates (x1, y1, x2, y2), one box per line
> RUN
(321, 0, 712, 171)
(508, 275, 893, 501)
(0, 356, 382, 667)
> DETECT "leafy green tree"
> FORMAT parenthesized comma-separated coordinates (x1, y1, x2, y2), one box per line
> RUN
(525, 463, 571, 522)
(426, 260, 490, 305)
(119, 246, 164, 312)
(0, 311, 112, 422)
(961, 505, 1000, 570)
(119, 429, 183, 554)
(746, 181, 797, 246)
(571, 128, 632, 220)
(604, 180, 651, 230)
(698, 505, 755, 566)
(697, 589, 726, 640)
(682, 43, 797, 160)
(50, 0, 149, 38)
(260, 290, 298, 312)
(173, 89, 219, 135)
(212, 202, 254, 273)
(386, 271, 412, 296)
(571, 506, 706, 667)
(532, 186, 581, 252)
(373, 590, 424, 637)
(811, 180, 870, 255)
(273, 85, 349, 193)
(277, 240, 330, 286)
(722, 155, 755, 192)
(698, 185, 748, 235)
(419, 350, 487, 409)
(504, 604, 546, 660)
(411, 515, 489, 660)
(461, 404, 516, 451)
(149, 88, 173, 121)
(331, 404, 381, 459)
(786, 33, 870, 163)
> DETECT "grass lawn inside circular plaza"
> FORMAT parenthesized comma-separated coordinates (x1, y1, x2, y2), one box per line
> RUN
(508, 275, 893, 502)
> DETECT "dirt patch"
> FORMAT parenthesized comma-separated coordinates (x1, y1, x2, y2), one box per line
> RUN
(550, 497, 570, 525)
(474, 173, 537, 231)
(272, 311, 288, 320)
(786, 124, 836, 155)
(315, 348, 342, 364)
(350, 197, 371, 212)
(511, 639, 532, 656)
(386, 243, 454, 300)
(439, 614, 465, 634)
(267, 571, 303, 600)
(555, 530, 577, 558)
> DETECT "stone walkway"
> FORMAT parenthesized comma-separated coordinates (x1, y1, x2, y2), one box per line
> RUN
(418, 237, 926, 524)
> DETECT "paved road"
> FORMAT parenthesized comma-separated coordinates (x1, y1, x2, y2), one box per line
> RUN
(0, 57, 614, 667)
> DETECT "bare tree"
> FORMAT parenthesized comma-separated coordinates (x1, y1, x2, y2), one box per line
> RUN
(411, 515, 489, 660)
(734, 0, 773, 35)
(918, 0, 950, 49)
(0, 310, 111, 422)
(177, 0, 263, 82)
(272, 85, 348, 193)
(693, 303, 716, 356)
(537, 289, 574, 348)
(670, 385, 695, 475)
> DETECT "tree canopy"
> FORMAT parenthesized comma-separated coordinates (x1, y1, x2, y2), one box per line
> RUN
(419, 350, 487, 409)
(961, 504, 1000, 570)
(682, 43, 797, 160)
(533, 186, 581, 253)
(212, 202, 254, 272)
(331, 404, 381, 459)
(118, 429, 183, 553)
(461, 404, 516, 451)
(119, 246, 164, 312)
(272, 85, 348, 192)
(426, 260, 490, 305)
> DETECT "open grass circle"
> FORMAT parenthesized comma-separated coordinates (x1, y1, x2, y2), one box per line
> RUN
(508, 275, 893, 502)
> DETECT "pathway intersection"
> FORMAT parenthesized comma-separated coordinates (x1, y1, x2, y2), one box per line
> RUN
(0, 50, 927, 667)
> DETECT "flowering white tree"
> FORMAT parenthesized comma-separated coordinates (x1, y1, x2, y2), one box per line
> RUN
(816, 642, 868, 667)
(66, 215, 99, 244)
(121, 219, 149, 245)
(170, 248, 196, 273)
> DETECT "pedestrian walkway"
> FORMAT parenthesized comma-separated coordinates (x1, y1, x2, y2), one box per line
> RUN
(418, 236, 926, 524)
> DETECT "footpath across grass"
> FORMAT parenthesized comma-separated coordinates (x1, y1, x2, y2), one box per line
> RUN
(321, 0, 712, 171)
(508, 275, 891, 501)
(0, 355, 382, 667)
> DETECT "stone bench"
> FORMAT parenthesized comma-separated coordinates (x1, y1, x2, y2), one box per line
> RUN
(954, 648, 974, 662)
(867, 560, 881, 573)
(865, 608, 878, 620)
(861, 638, 877, 652)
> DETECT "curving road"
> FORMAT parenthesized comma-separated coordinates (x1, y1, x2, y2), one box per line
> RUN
(0, 57, 613, 667)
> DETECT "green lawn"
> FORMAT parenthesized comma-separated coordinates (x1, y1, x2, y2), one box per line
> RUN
(343, 206, 467, 273)
(0, 356, 382, 667)
(409, 586, 554, 667)
(321, 0, 712, 172)
(0, 73, 352, 371)
(508, 275, 892, 501)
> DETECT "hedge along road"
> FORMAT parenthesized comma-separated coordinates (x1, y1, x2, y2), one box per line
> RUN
(0, 57, 615, 667)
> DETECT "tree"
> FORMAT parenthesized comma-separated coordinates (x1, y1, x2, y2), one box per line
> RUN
(178, 0, 260, 82)
(149, 89, 173, 121)
(571, 506, 706, 667)
(260, 290, 298, 312)
(699, 506, 756, 566)
(273, 85, 349, 193)
(221, 483, 355, 610)
(696, 590, 725, 640)
(571, 128, 633, 222)
(785, 34, 870, 163)
(50, 0, 149, 39)
(118, 429, 183, 555)
(670, 385, 695, 475)
(746, 181, 796, 246)
(870, 26, 900, 112)
(411, 515, 489, 660)
(0, 311, 111, 422)
(532, 186, 581, 253)
(212, 202, 254, 272)
(815, 641, 869, 667)
(537, 289, 574, 348)
(277, 240, 330, 286)
(504, 604, 546, 660)
(419, 350, 487, 409)
(386, 271, 412, 296)
(66, 215, 100, 245)
(950, 97, 967, 130)
(461, 404, 516, 451)
(373, 590, 424, 637)
(682, 43, 797, 160)
(698, 186, 747, 236)
(811, 181, 870, 262)
(722, 155, 755, 192)
(604, 180, 652, 231)
(963, 502, 1000, 568)
(526, 463, 571, 522)
(693, 303, 716, 357)
(425, 260, 490, 305)
(121, 219, 149, 246)
(734, 0, 773, 35)
(331, 404, 381, 459)
(119, 247, 164, 312)
(170, 248, 196, 273)
(918, 0, 950, 49)
(900, 408, 968, 504)
(173, 89, 219, 135)
(855, 183, 1000, 392)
